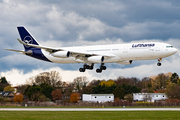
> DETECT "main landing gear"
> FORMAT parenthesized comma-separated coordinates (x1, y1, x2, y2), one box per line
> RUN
(96, 63, 106, 73)
(157, 58, 162, 66)
(79, 63, 107, 73)
(79, 64, 94, 72)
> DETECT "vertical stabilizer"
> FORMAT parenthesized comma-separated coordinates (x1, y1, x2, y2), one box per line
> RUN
(17, 27, 39, 50)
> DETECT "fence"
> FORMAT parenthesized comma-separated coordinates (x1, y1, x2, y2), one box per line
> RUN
(0, 101, 180, 107)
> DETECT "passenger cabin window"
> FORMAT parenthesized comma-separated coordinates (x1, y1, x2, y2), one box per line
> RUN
(166, 46, 173, 48)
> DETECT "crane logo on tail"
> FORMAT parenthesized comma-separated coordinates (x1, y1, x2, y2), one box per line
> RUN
(23, 36, 33, 48)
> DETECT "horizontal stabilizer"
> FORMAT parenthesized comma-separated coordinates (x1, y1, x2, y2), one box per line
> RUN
(4, 49, 31, 54)
(17, 38, 62, 53)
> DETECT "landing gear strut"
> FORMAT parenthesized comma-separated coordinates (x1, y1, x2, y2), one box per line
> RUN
(96, 63, 106, 73)
(157, 58, 162, 66)
(79, 64, 94, 72)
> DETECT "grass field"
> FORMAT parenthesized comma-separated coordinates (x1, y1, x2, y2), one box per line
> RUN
(0, 111, 179, 120)
(0, 106, 180, 108)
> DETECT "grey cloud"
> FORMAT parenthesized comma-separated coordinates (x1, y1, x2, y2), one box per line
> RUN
(1, 0, 180, 74)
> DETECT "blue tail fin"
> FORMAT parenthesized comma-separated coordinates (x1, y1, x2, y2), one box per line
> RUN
(17, 27, 39, 50)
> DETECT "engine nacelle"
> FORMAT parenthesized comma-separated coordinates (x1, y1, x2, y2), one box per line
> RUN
(52, 51, 70, 58)
(25, 50, 33, 56)
(117, 60, 133, 65)
(87, 56, 104, 63)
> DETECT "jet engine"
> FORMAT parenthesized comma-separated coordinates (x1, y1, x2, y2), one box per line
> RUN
(25, 50, 33, 56)
(51, 51, 70, 58)
(117, 60, 133, 65)
(87, 56, 104, 63)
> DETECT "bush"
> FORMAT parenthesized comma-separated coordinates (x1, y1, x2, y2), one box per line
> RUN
(39, 94, 46, 102)
(51, 89, 62, 101)
(70, 93, 80, 103)
(13, 93, 23, 103)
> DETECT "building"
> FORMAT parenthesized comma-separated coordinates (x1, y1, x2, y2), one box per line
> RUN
(133, 93, 168, 102)
(82, 94, 114, 103)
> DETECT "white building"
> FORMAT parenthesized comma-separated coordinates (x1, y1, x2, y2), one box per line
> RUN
(82, 94, 114, 103)
(133, 93, 168, 102)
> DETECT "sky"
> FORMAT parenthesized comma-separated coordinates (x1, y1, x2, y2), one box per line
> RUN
(0, 0, 180, 86)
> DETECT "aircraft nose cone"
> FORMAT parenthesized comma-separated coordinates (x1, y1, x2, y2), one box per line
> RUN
(171, 48, 177, 54)
(174, 48, 177, 53)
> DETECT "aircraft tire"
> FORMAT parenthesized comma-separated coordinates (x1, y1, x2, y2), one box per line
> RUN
(102, 66, 106, 70)
(79, 68, 85, 72)
(96, 69, 102, 73)
(157, 63, 161, 66)
(89, 66, 93, 70)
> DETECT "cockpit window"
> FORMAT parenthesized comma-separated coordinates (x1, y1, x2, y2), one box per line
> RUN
(166, 46, 173, 48)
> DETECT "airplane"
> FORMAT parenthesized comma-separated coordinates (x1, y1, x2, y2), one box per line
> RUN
(5, 26, 177, 73)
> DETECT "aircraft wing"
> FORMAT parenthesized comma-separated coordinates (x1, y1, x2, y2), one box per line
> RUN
(17, 38, 116, 58)
(69, 51, 116, 58)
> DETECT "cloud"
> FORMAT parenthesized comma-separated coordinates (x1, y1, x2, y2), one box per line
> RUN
(0, 67, 100, 86)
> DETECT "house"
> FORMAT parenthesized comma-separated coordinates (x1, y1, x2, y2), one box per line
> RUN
(2, 91, 14, 99)
(82, 94, 114, 103)
(133, 93, 168, 102)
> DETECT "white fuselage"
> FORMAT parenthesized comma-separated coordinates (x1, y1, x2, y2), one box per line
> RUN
(41, 42, 177, 64)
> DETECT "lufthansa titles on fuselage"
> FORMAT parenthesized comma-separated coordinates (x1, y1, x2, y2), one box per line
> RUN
(132, 43, 155, 48)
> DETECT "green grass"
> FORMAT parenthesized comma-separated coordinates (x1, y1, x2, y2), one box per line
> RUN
(0, 106, 180, 108)
(0, 111, 179, 120)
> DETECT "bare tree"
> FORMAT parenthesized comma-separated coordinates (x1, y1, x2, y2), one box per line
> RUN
(25, 71, 62, 88)
(130, 77, 140, 86)
(156, 73, 169, 89)
(88, 79, 101, 87)
(141, 77, 151, 89)
(63, 82, 74, 97)
(49, 71, 62, 88)
(115, 77, 134, 86)
(17, 84, 28, 93)
(73, 76, 89, 91)
(166, 83, 180, 99)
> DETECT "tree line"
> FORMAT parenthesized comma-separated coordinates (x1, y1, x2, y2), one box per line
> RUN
(0, 71, 179, 103)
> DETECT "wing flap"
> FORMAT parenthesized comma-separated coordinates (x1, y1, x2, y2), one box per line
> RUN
(69, 50, 116, 57)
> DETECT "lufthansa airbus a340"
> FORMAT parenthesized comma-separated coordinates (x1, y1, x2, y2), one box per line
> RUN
(5, 27, 177, 73)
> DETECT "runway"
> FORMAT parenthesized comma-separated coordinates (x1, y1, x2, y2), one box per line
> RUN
(0, 108, 180, 111)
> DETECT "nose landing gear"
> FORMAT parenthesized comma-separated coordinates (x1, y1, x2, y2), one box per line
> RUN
(157, 58, 162, 66)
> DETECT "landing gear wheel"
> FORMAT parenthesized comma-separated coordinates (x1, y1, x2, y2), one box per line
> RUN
(96, 69, 102, 73)
(79, 68, 85, 72)
(101, 66, 106, 70)
(89, 66, 94, 70)
(83, 64, 88, 69)
(157, 62, 161, 66)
